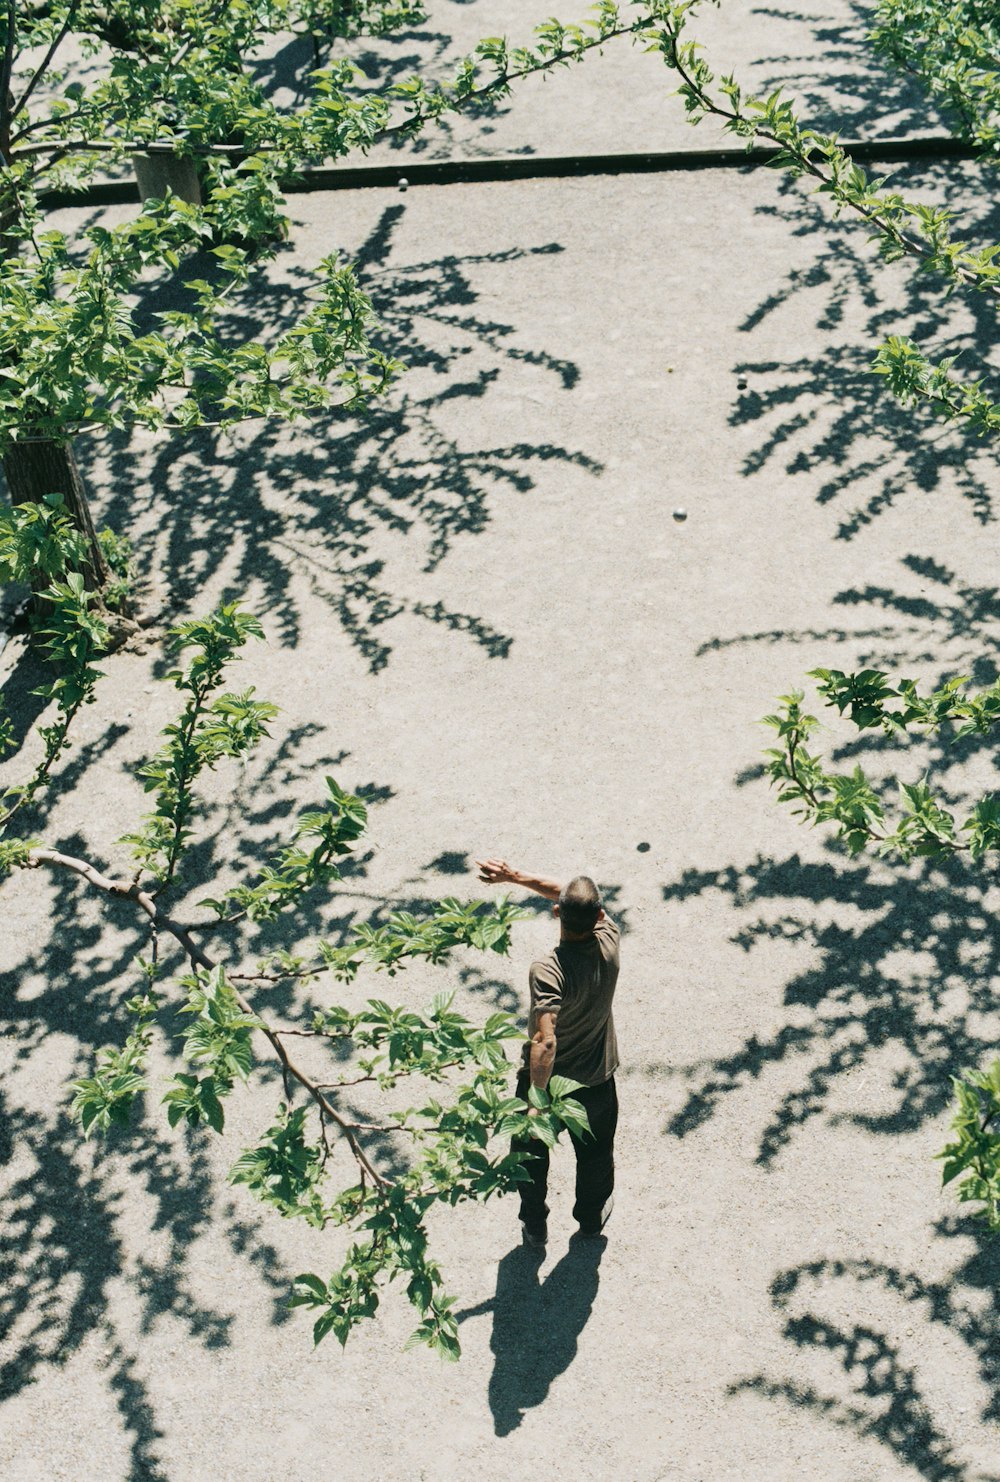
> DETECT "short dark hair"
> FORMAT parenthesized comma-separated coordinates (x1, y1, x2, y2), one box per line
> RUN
(559, 876, 602, 934)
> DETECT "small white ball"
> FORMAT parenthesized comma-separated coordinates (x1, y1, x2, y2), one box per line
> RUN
(398, 177, 409, 191)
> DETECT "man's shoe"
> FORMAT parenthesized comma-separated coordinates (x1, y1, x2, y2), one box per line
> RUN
(520, 1218, 547, 1249)
(576, 1194, 614, 1239)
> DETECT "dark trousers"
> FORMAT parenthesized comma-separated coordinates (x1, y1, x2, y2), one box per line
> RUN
(512, 1071, 618, 1231)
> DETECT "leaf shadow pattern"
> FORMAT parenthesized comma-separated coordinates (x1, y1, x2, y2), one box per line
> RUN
(0, 1089, 249, 1482)
(699, 551, 1000, 674)
(729, 1228, 1000, 1481)
(249, 19, 526, 160)
(830, 554, 1000, 682)
(750, 0, 946, 136)
(0, 636, 52, 763)
(453, 1237, 605, 1437)
(92, 203, 599, 671)
(659, 849, 1000, 1166)
(344, 28, 528, 160)
(730, 159, 1000, 540)
(697, 552, 1000, 805)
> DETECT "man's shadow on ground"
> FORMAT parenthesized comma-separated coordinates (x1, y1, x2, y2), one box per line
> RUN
(458, 1238, 605, 1436)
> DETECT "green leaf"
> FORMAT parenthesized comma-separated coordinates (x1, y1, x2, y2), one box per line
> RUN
(548, 1074, 585, 1100)
(291, 1272, 328, 1303)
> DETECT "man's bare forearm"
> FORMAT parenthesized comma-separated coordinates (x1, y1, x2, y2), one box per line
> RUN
(476, 858, 561, 900)
(508, 869, 561, 902)
(529, 1016, 557, 1091)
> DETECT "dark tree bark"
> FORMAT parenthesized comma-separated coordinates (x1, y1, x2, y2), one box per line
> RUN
(3, 437, 111, 588)
(132, 152, 203, 206)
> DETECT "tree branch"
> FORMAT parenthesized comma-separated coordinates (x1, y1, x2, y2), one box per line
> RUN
(11, 0, 80, 123)
(370, 17, 647, 147)
(0, 0, 17, 158)
(10, 14, 647, 163)
(27, 846, 389, 1187)
(661, 13, 1000, 302)
(316, 1058, 463, 1090)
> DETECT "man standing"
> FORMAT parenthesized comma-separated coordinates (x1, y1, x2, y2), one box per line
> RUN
(476, 859, 620, 1248)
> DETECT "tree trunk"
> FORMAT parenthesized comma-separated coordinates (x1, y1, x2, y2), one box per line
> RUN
(132, 152, 203, 206)
(3, 438, 112, 590)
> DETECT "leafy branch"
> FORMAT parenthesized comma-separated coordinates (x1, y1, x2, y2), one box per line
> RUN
(1, 198, 395, 447)
(645, 2, 1000, 297)
(374, 1, 648, 145)
(870, 0, 1000, 156)
(26, 838, 582, 1355)
(871, 335, 1000, 437)
(1, 600, 584, 1356)
(939, 1061, 1000, 1229)
(197, 775, 368, 923)
(763, 668, 1000, 861)
(121, 604, 275, 887)
(5, 2, 648, 172)
(0, 493, 116, 828)
(640, 0, 1000, 435)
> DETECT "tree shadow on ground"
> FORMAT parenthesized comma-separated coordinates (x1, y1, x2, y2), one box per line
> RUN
(249, 23, 451, 103)
(90, 201, 595, 671)
(0, 763, 311, 1444)
(730, 1220, 1000, 1481)
(659, 847, 1000, 1166)
(730, 157, 1000, 540)
(699, 552, 1000, 677)
(697, 552, 1000, 807)
(0, 1082, 252, 1482)
(667, 530, 1000, 1153)
(454, 1237, 605, 1436)
(0, 1078, 297, 1479)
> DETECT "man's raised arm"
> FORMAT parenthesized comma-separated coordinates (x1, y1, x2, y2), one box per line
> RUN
(476, 859, 561, 901)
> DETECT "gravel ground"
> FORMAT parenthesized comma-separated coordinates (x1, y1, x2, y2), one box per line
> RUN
(3, 6, 1000, 1481)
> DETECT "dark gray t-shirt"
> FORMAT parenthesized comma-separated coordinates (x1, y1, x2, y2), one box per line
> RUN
(525, 917, 620, 1086)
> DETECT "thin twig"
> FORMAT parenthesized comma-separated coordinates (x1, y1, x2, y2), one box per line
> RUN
(229, 967, 322, 983)
(370, 20, 646, 148)
(267, 1024, 349, 1037)
(316, 1059, 462, 1091)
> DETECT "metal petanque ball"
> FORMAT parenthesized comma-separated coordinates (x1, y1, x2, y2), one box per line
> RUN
(673, 507, 688, 522)
(398, 177, 409, 191)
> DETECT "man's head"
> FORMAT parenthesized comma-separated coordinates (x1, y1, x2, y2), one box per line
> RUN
(556, 875, 603, 939)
